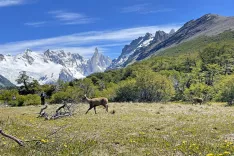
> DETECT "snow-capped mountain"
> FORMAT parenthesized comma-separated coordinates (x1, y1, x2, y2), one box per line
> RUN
(108, 32, 154, 69)
(109, 14, 234, 69)
(126, 14, 234, 64)
(0, 48, 112, 85)
(108, 30, 173, 69)
(85, 48, 112, 74)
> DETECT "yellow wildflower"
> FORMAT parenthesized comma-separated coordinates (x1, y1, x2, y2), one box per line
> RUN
(41, 139, 48, 143)
(64, 144, 68, 148)
(206, 153, 214, 156)
(223, 151, 231, 155)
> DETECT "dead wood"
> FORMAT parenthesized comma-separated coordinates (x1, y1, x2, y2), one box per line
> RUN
(0, 129, 24, 146)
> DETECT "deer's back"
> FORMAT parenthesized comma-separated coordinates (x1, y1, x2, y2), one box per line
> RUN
(89, 97, 108, 106)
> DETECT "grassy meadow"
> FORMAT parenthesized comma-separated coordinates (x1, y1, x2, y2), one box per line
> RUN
(1, 103, 234, 156)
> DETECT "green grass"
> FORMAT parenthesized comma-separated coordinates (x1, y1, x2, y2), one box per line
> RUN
(1, 103, 234, 156)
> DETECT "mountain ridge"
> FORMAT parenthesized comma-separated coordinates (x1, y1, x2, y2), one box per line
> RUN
(110, 13, 234, 68)
(0, 48, 112, 85)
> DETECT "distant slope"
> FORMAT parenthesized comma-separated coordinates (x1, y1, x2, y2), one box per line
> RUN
(137, 14, 234, 60)
(158, 30, 234, 56)
(0, 75, 15, 88)
(108, 30, 174, 69)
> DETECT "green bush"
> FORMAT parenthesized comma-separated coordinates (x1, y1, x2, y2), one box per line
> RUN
(24, 94, 40, 106)
(50, 91, 71, 104)
(0, 89, 18, 102)
(136, 71, 175, 102)
(6, 94, 40, 107)
(184, 83, 214, 102)
(95, 82, 118, 101)
(7, 100, 18, 107)
(215, 75, 234, 105)
(114, 79, 138, 102)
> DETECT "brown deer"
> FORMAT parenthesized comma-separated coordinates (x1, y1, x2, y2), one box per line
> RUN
(192, 97, 203, 105)
(83, 94, 108, 114)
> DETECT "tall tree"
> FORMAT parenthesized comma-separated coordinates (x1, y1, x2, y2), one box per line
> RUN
(16, 71, 31, 92)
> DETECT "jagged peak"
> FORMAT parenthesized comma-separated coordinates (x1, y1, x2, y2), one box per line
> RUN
(93, 48, 100, 57)
(154, 30, 168, 39)
(25, 48, 32, 54)
(155, 30, 167, 35)
(45, 49, 50, 52)
(144, 32, 153, 37)
(95, 47, 99, 53)
(169, 29, 176, 35)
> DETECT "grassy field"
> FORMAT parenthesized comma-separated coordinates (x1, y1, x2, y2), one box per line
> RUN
(1, 103, 234, 156)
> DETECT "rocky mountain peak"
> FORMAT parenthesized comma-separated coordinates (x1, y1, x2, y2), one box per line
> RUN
(85, 48, 112, 74)
(155, 30, 167, 38)
(0, 54, 5, 61)
(25, 48, 32, 54)
(95, 47, 99, 54)
(22, 48, 34, 65)
(93, 47, 100, 58)
(144, 33, 153, 40)
(153, 30, 169, 43)
(169, 29, 176, 35)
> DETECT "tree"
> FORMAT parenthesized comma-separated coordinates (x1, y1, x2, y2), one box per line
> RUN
(16, 71, 41, 95)
(16, 71, 31, 93)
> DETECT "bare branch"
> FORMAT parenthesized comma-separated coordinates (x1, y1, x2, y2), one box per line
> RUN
(0, 129, 24, 146)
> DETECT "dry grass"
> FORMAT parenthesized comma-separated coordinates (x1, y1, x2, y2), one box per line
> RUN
(1, 103, 234, 156)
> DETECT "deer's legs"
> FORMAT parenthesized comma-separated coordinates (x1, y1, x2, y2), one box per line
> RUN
(94, 106, 97, 114)
(85, 107, 93, 114)
(105, 105, 108, 112)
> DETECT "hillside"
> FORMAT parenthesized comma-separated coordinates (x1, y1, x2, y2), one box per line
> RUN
(158, 30, 234, 56)
(112, 14, 234, 68)
(0, 75, 15, 88)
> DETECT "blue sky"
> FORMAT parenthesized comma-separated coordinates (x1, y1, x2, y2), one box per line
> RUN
(0, 0, 234, 59)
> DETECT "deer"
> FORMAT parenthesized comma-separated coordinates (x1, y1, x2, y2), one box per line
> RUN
(83, 94, 108, 114)
(192, 97, 203, 105)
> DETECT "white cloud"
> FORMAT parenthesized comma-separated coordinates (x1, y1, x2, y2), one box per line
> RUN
(0, 24, 182, 58)
(121, 3, 175, 14)
(121, 4, 149, 13)
(49, 10, 96, 25)
(0, 0, 24, 7)
(24, 21, 47, 27)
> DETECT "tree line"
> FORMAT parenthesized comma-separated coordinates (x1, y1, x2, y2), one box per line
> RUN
(1, 42, 234, 106)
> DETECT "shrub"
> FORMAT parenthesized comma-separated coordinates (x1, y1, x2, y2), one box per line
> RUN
(24, 94, 41, 106)
(7, 94, 40, 107)
(215, 75, 234, 105)
(136, 71, 175, 102)
(184, 83, 214, 102)
(0, 89, 18, 102)
(50, 91, 71, 104)
(114, 79, 139, 102)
